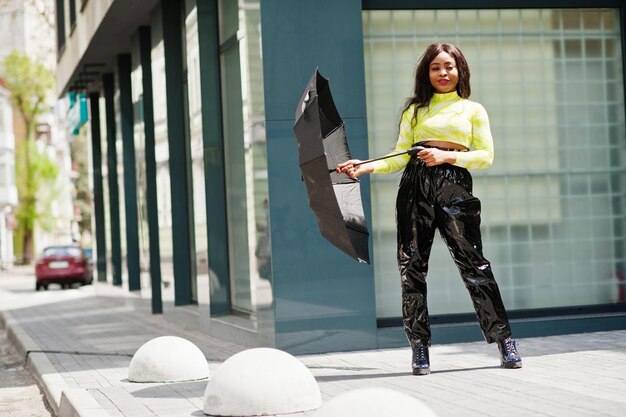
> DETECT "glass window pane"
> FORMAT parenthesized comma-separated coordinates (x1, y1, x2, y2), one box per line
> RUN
(186, 8, 210, 305)
(219, 0, 269, 313)
(363, 8, 626, 318)
(151, 33, 175, 301)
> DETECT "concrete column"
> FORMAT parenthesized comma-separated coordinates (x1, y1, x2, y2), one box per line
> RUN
(117, 53, 141, 291)
(196, 0, 230, 315)
(103, 73, 123, 286)
(88, 93, 107, 282)
(139, 25, 163, 314)
(161, 0, 195, 305)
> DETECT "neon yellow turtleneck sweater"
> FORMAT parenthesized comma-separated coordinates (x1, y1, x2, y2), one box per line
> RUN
(372, 91, 494, 173)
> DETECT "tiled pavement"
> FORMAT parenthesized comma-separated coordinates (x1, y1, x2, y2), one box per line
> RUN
(1, 271, 625, 417)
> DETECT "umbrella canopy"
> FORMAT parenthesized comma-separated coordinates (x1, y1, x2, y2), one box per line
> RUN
(293, 69, 370, 264)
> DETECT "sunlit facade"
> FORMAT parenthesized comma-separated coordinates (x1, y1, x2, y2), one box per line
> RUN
(56, 0, 626, 354)
(0, 81, 17, 267)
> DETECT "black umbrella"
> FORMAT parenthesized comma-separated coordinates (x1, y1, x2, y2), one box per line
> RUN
(293, 69, 370, 264)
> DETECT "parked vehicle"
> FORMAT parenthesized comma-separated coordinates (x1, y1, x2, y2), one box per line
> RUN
(35, 245, 93, 290)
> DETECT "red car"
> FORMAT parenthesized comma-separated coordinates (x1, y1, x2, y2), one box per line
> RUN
(35, 245, 93, 290)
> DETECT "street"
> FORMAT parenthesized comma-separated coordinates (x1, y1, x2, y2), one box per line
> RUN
(0, 269, 55, 417)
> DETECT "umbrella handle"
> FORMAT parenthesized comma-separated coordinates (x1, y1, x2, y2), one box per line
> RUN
(353, 146, 424, 167)
(327, 146, 424, 173)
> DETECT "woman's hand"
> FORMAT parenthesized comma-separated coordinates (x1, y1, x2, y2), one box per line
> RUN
(336, 160, 374, 179)
(417, 148, 456, 167)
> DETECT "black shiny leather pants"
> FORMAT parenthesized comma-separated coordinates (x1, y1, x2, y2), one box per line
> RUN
(396, 158, 512, 347)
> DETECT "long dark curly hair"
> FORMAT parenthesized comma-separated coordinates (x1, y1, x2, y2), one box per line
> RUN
(400, 43, 471, 127)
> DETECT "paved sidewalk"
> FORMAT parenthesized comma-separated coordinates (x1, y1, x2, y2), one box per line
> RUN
(1, 271, 625, 417)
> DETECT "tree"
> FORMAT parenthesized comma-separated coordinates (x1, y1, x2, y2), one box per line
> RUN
(1, 50, 57, 264)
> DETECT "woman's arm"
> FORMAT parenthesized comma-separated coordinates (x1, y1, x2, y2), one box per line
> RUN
(337, 107, 416, 177)
(453, 103, 494, 169)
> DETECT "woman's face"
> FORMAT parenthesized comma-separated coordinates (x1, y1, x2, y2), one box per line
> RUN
(428, 51, 459, 94)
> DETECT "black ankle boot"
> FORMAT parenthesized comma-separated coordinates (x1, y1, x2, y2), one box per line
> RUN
(498, 337, 522, 369)
(411, 346, 430, 375)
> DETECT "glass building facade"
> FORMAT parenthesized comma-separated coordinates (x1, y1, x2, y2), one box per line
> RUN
(364, 8, 626, 320)
(95, 0, 272, 316)
(57, 0, 626, 354)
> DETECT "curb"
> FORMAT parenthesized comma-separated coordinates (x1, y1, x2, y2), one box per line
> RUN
(0, 310, 109, 417)
(59, 388, 110, 417)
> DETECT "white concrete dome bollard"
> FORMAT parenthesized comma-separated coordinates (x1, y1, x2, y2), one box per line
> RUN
(128, 336, 209, 383)
(203, 347, 321, 416)
(312, 387, 438, 417)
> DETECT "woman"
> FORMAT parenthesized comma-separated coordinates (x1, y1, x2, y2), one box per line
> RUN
(338, 43, 522, 375)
